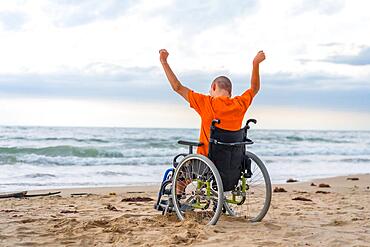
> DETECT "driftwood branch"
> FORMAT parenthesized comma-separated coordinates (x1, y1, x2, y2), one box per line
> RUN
(0, 191, 27, 199)
(0, 191, 61, 199)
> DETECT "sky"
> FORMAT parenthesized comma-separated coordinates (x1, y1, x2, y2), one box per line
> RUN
(0, 0, 369, 130)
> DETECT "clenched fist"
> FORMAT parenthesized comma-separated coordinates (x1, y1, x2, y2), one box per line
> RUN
(253, 50, 266, 65)
(159, 49, 169, 63)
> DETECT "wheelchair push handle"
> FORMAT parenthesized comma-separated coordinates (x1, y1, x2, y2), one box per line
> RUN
(212, 119, 220, 126)
(211, 119, 220, 132)
(246, 119, 257, 129)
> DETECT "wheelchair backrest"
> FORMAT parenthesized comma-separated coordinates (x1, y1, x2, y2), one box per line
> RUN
(208, 126, 246, 191)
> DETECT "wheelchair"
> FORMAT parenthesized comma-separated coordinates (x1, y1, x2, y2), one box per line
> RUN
(154, 119, 272, 225)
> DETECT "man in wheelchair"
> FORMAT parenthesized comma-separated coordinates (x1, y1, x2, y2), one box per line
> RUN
(155, 49, 271, 225)
(158, 49, 265, 156)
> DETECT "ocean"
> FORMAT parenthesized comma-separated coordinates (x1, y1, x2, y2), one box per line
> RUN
(0, 126, 369, 192)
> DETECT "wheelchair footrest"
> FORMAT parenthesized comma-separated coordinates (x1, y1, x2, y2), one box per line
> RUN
(155, 199, 173, 214)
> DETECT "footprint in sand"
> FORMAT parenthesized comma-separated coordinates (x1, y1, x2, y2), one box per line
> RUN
(263, 222, 282, 230)
(259, 241, 281, 246)
(321, 219, 348, 227)
(284, 230, 301, 237)
(20, 218, 38, 224)
(329, 239, 351, 246)
(213, 228, 227, 233)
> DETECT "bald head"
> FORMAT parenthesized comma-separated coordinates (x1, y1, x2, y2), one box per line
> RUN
(212, 76, 232, 96)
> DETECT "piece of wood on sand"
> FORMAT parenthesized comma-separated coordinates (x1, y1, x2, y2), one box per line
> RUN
(0, 191, 28, 199)
(0, 191, 61, 199)
(25, 191, 61, 198)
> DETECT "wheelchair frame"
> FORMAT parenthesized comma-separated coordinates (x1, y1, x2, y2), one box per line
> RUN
(154, 119, 272, 224)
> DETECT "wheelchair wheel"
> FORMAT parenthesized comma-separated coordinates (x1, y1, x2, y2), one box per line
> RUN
(171, 154, 224, 225)
(223, 151, 272, 222)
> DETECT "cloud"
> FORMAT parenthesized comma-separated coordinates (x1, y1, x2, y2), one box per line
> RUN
(155, 0, 258, 33)
(0, 64, 174, 102)
(180, 69, 367, 91)
(0, 11, 27, 31)
(323, 46, 370, 66)
(181, 70, 370, 112)
(48, 0, 137, 27)
(256, 87, 370, 112)
(290, 0, 345, 16)
(1, 66, 369, 113)
(319, 42, 343, 47)
(260, 72, 350, 88)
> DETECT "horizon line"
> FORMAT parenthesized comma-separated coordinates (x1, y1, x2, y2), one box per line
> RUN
(1, 124, 369, 132)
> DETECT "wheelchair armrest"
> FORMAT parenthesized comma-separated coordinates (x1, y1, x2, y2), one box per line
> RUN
(177, 140, 203, 147)
(177, 140, 203, 154)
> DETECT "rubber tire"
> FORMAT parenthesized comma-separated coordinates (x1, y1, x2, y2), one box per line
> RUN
(172, 154, 224, 225)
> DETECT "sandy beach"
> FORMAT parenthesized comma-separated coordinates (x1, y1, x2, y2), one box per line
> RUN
(1, 174, 369, 247)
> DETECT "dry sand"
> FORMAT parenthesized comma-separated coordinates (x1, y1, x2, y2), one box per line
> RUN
(1, 174, 370, 246)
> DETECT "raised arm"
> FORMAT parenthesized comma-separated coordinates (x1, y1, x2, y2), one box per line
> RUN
(159, 49, 190, 102)
(250, 50, 266, 97)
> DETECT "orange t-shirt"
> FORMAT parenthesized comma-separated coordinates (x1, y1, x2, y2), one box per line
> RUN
(188, 89, 254, 156)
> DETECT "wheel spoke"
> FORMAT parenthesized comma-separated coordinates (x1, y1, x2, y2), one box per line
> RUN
(224, 153, 271, 222)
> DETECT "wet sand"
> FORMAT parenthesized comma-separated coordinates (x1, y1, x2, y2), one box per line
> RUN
(1, 174, 369, 246)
